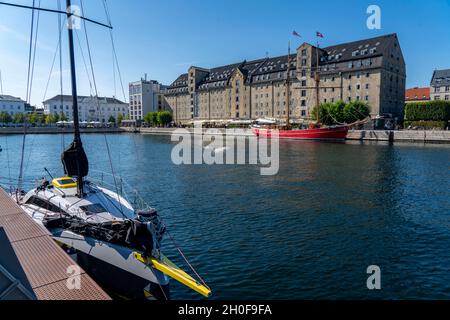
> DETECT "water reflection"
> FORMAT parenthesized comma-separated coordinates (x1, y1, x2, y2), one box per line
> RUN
(1, 134, 450, 299)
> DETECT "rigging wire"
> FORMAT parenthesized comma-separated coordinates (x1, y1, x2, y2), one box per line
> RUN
(79, 0, 125, 216)
(102, 0, 126, 102)
(18, 0, 37, 195)
(74, 30, 95, 96)
(28, 0, 41, 103)
(42, 16, 67, 103)
(4, 136, 12, 191)
(58, 0, 65, 150)
(25, 0, 36, 104)
(79, 0, 100, 101)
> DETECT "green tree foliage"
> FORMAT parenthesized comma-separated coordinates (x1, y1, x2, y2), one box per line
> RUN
(344, 101, 371, 124)
(108, 115, 116, 123)
(117, 114, 124, 125)
(45, 113, 56, 125)
(144, 112, 158, 126)
(29, 112, 38, 125)
(311, 101, 370, 125)
(59, 112, 68, 122)
(0, 111, 13, 123)
(405, 101, 450, 122)
(144, 111, 174, 127)
(157, 111, 173, 126)
(13, 113, 26, 124)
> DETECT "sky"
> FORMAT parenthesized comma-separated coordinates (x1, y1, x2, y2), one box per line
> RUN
(0, 0, 450, 107)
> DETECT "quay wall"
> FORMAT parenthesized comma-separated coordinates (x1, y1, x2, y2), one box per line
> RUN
(137, 127, 450, 144)
(2, 126, 448, 143)
(347, 130, 450, 143)
(0, 127, 124, 135)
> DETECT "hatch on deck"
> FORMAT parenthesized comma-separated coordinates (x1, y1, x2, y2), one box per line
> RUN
(52, 177, 77, 189)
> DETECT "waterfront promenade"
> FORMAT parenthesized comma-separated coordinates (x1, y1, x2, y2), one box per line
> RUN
(1, 126, 449, 143)
(0, 127, 124, 135)
(125, 127, 450, 144)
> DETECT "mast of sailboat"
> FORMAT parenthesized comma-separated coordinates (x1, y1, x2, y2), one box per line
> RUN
(315, 38, 321, 125)
(66, 0, 84, 196)
(286, 41, 291, 128)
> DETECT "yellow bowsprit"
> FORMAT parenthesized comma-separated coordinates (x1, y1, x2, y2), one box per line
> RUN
(133, 252, 211, 298)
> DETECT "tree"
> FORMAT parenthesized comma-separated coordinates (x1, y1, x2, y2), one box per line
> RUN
(0, 111, 12, 123)
(144, 112, 158, 126)
(117, 114, 124, 125)
(157, 111, 173, 127)
(29, 112, 38, 125)
(13, 113, 26, 124)
(59, 112, 68, 122)
(343, 101, 370, 124)
(108, 115, 116, 123)
(311, 101, 369, 125)
(45, 113, 55, 125)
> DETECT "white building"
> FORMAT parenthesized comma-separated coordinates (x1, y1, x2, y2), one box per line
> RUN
(43, 95, 128, 123)
(0, 95, 26, 115)
(129, 77, 168, 121)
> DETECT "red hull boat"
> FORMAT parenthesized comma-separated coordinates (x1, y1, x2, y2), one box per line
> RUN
(252, 126, 349, 140)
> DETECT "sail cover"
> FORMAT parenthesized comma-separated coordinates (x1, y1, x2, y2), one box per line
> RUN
(61, 140, 89, 178)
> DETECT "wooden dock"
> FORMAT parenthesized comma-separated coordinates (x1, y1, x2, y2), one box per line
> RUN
(0, 188, 111, 300)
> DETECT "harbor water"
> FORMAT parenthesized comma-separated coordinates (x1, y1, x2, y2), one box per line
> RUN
(1, 133, 450, 300)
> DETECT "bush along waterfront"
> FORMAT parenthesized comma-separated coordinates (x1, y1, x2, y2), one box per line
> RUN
(144, 111, 173, 127)
(404, 101, 450, 130)
(310, 101, 371, 126)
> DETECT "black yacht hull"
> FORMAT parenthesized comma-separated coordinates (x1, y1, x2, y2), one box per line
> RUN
(76, 250, 170, 300)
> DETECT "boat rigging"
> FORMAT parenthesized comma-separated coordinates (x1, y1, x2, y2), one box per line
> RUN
(0, 0, 211, 300)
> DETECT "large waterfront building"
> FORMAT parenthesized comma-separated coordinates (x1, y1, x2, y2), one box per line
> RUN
(430, 69, 450, 101)
(129, 78, 169, 121)
(0, 95, 26, 116)
(405, 87, 430, 103)
(43, 95, 128, 123)
(164, 33, 406, 124)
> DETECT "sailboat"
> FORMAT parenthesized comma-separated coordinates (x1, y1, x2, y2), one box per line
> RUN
(4, 0, 210, 300)
(252, 39, 350, 141)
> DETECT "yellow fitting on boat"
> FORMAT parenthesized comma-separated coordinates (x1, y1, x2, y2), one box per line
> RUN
(133, 252, 211, 298)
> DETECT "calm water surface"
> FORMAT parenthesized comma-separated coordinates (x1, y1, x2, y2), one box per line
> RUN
(1, 133, 450, 300)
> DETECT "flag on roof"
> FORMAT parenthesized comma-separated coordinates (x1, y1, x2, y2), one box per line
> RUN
(316, 31, 324, 38)
(292, 30, 301, 37)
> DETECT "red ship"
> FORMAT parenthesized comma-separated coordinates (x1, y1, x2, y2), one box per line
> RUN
(252, 125, 349, 140)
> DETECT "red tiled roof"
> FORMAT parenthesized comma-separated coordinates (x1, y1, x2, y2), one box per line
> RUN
(405, 87, 430, 101)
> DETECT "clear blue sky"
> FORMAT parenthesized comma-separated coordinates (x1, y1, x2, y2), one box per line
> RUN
(1, 0, 450, 107)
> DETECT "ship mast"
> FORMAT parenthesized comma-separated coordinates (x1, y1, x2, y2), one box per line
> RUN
(286, 42, 291, 128)
(65, 0, 85, 197)
(315, 41, 321, 125)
